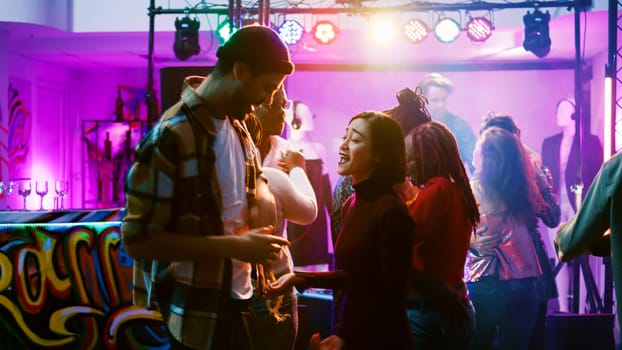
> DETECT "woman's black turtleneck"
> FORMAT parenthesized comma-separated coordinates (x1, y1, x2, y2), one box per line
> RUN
(333, 178, 414, 349)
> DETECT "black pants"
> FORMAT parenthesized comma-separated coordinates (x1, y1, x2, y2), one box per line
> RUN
(168, 299, 256, 350)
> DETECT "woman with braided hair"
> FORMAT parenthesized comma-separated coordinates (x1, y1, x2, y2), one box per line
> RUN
(405, 121, 480, 349)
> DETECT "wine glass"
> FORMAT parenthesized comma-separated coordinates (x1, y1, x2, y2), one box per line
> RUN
(0, 181, 13, 210)
(17, 181, 31, 211)
(55, 180, 69, 210)
(35, 181, 48, 211)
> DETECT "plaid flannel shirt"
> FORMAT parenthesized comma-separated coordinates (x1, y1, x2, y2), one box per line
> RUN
(122, 76, 260, 349)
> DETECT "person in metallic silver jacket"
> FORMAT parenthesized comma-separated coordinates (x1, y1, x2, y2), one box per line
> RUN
(465, 127, 551, 350)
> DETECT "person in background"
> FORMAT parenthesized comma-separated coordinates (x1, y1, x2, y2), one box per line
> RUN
(541, 98, 603, 217)
(268, 111, 414, 350)
(253, 85, 295, 166)
(480, 114, 560, 349)
(555, 151, 622, 349)
(480, 114, 542, 166)
(541, 97, 603, 313)
(250, 85, 318, 350)
(465, 127, 549, 350)
(417, 73, 476, 174)
(121, 25, 293, 350)
(405, 121, 480, 349)
(285, 101, 333, 271)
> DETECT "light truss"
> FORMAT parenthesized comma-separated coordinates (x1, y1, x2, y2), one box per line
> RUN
(145, 0, 587, 125)
(150, 1, 578, 16)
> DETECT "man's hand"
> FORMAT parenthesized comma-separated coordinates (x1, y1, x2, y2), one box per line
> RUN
(265, 272, 307, 298)
(309, 334, 344, 350)
(229, 226, 289, 264)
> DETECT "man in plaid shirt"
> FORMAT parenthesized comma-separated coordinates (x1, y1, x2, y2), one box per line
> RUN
(122, 25, 293, 350)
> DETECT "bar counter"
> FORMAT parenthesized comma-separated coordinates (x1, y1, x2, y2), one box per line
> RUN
(0, 209, 166, 349)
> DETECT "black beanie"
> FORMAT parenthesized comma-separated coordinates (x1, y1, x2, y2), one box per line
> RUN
(216, 25, 294, 75)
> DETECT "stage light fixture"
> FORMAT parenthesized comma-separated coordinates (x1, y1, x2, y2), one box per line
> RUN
(403, 19, 428, 44)
(466, 17, 493, 42)
(279, 19, 305, 45)
(216, 20, 237, 43)
(434, 17, 460, 43)
(523, 9, 551, 58)
(370, 19, 397, 43)
(312, 20, 338, 45)
(173, 16, 201, 60)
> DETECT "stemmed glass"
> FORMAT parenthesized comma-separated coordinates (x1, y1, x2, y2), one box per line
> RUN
(35, 181, 48, 211)
(55, 180, 69, 210)
(0, 181, 14, 210)
(17, 181, 31, 211)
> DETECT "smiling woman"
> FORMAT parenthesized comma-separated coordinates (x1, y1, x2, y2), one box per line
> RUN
(267, 110, 414, 349)
(338, 111, 407, 186)
(337, 117, 377, 184)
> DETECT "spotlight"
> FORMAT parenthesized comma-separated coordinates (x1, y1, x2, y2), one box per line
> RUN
(434, 17, 460, 43)
(312, 20, 338, 45)
(370, 19, 397, 43)
(466, 17, 493, 42)
(523, 9, 551, 58)
(403, 19, 428, 44)
(279, 19, 305, 45)
(216, 19, 237, 43)
(173, 16, 201, 60)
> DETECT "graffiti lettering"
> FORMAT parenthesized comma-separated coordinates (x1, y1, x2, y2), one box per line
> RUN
(0, 223, 166, 349)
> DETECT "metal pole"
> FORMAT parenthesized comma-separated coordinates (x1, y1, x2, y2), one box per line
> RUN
(149, 1, 577, 16)
(606, 0, 617, 153)
(228, 0, 235, 36)
(258, 0, 265, 25)
(573, 1, 583, 190)
(567, 0, 584, 315)
(602, 0, 618, 314)
(236, 0, 242, 27)
(147, 0, 157, 127)
(264, 0, 271, 26)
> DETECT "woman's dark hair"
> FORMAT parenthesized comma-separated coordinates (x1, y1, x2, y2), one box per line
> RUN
(384, 87, 432, 136)
(479, 114, 520, 136)
(349, 111, 406, 186)
(407, 121, 480, 229)
(476, 127, 546, 222)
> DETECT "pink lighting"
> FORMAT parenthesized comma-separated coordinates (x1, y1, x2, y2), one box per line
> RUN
(312, 20, 338, 45)
(403, 19, 428, 44)
(466, 17, 493, 42)
(604, 77, 613, 160)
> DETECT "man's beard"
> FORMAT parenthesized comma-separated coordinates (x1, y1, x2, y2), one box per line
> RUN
(229, 90, 260, 120)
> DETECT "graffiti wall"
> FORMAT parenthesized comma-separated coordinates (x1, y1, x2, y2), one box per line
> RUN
(0, 215, 167, 349)
(7, 79, 32, 181)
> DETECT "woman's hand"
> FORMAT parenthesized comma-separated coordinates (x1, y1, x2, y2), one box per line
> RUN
(278, 150, 306, 173)
(309, 334, 344, 350)
(470, 225, 501, 254)
(265, 272, 307, 298)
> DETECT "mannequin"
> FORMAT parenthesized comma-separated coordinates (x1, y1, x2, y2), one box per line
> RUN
(285, 101, 333, 269)
(541, 97, 603, 313)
